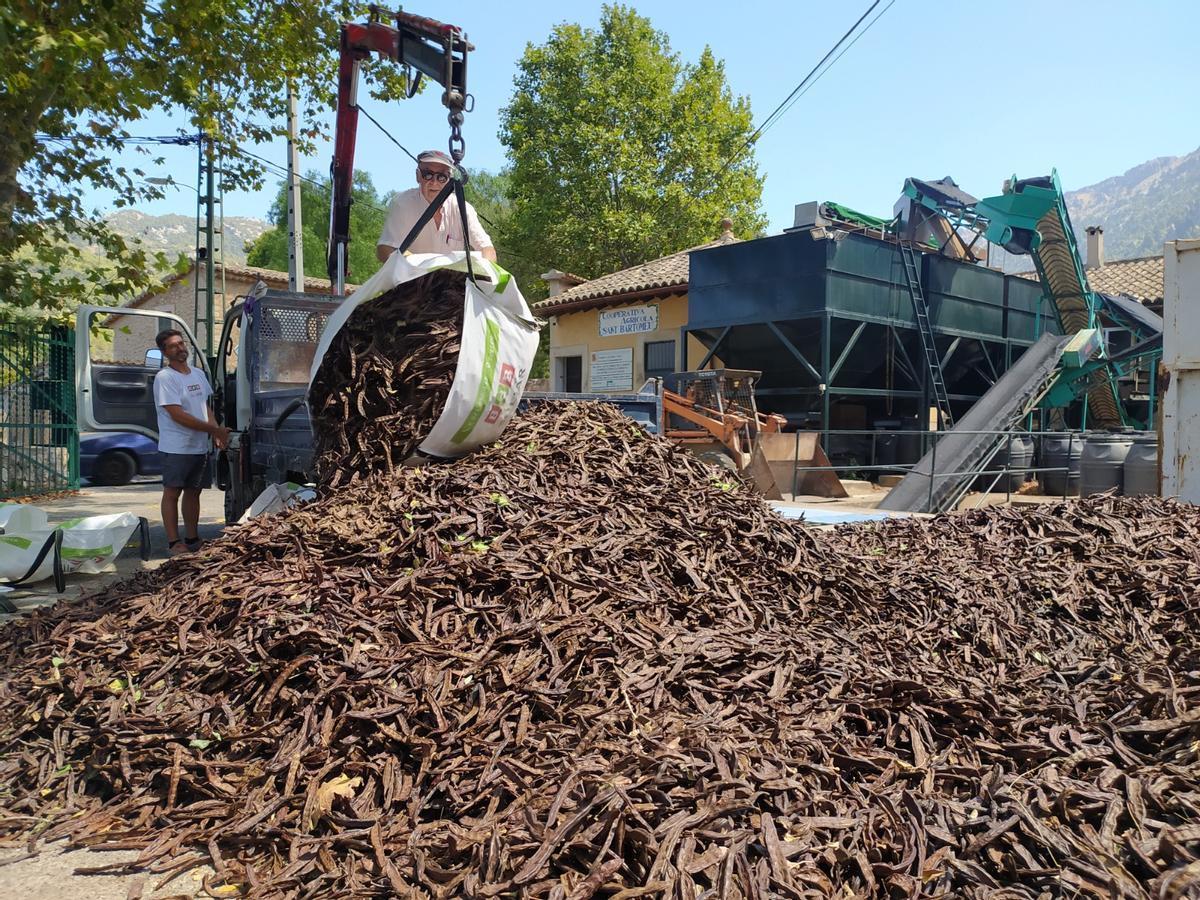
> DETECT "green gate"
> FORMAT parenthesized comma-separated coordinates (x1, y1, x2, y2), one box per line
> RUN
(0, 325, 79, 497)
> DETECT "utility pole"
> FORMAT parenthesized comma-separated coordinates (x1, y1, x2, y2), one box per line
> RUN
(286, 83, 305, 293)
(203, 137, 216, 356)
(193, 131, 225, 361)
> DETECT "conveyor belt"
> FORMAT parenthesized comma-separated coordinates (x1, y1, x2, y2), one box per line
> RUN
(978, 173, 1125, 428)
(878, 332, 1071, 514)
(1030, 205, 1123, 427)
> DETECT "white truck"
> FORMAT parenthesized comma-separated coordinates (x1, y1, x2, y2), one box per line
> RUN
(1162, 238, 1200, 503)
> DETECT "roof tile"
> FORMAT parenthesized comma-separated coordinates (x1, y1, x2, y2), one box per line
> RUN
(535, 231, 740, 314)
(1015, 255, 1163, 304)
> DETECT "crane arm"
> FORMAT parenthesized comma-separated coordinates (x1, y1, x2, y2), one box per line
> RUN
(327, 8, 471, 293)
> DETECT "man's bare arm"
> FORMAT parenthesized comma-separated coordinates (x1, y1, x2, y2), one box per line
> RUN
(376, 244, 394, 263)
(482, 246, 497, 262)
(163, 404, 228, 446)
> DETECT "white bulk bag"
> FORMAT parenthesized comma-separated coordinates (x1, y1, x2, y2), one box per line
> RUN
(239, 482, 317, 523)
(58, 512, 142, 575)
(310, 251, 540, 459)
(0, 505, 141, 584)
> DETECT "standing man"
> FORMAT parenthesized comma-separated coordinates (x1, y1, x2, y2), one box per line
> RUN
(376, 150, 497, 263)
(153, 329, 229, 556)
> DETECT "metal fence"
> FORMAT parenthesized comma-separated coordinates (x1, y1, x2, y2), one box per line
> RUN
(0, 325, 79, 497)
(784, 428, 1081, 509)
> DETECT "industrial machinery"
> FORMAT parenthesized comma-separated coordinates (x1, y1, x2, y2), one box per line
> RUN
(327, 7, 472, 293)
(900, 169, 1163, 430)
(879, 169, 1165, 514)
(524, 370, 846, 500)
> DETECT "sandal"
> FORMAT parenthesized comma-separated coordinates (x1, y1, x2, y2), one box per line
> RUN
(184, 536, 203, 552)
(168, 539, 191, 557)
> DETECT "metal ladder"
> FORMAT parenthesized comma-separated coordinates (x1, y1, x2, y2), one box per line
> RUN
(899, 241, 954, 429)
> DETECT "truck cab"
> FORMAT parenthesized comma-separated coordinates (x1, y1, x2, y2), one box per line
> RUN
(76, 286, 340, 523)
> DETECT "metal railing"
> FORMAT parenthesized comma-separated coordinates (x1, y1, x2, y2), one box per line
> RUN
(783, 428, 1081, 510)
(0, 326, 79, 497)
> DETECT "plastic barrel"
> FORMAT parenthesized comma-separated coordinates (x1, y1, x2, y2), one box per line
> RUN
(1080, 432, 1134, 497)
(1038, 433, 1084, 496)
(1122, 433, 1159, 497)
(976, 433, 1033, 493)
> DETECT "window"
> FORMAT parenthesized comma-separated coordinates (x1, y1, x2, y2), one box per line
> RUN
(644, 340, 676, 381)
(556, 355, 583, 393)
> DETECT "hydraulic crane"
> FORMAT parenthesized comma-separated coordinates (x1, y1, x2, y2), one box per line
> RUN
(326, 6, 472, 295)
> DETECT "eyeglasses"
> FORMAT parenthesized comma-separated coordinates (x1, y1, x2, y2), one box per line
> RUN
(419, 169, 450, 184)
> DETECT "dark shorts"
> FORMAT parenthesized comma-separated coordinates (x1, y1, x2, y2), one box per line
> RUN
(162, 453, 212, 489)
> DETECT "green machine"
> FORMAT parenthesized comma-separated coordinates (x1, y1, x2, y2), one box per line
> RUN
(919, 170, 1161, 429)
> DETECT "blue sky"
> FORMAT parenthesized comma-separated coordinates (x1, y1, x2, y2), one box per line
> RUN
(103, 0, 1199, 237)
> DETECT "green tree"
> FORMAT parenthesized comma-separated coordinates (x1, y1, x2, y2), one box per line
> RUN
(499, 4, 765, 281)
(0, 0, 417, 319)
(245, 170, 389, 283)
(463, 170, 542, 296)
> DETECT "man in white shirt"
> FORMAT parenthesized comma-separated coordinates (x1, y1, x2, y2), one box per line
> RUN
(153, 329, 230, 556)
(376, 150, 497, 263)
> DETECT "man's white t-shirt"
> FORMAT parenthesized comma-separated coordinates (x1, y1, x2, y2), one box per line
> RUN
(153, 366, 211, 454)
(377, 187, 494, 256)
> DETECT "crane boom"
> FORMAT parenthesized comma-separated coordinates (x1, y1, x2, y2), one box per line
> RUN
(327, 8, 471, 294)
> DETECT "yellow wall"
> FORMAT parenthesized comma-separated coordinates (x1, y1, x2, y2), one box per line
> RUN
(548, 294, 713, 392)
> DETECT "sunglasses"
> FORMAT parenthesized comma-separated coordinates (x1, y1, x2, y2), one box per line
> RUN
(419, 169, 450, 184)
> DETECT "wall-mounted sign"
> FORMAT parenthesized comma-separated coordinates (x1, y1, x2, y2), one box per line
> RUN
(590, 348, 633, 391)
(598, 305, 658, 338)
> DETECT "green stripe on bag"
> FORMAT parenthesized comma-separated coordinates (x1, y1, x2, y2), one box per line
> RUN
(0, 536, 32, 549)
(451, 318, 501, 445)
(490, 262, 512, 293)
(62, 545, 112, 559)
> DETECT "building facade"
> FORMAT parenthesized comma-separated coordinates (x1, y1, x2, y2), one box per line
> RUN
(537, 225, 738, 393)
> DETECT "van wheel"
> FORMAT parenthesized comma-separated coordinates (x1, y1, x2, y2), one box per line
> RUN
(92, 450, 137, 486)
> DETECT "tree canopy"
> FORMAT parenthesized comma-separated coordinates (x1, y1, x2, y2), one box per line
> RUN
(0, 0, 415, 320)
(245, 170, 390, 283)
(499, 4, 765, 282)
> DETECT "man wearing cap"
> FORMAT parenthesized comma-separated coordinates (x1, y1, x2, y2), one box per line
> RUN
(376, 150, 497, 263)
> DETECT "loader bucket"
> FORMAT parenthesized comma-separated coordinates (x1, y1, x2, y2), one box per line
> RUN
(744, 442, 784, 500)
(757, 432, 848, 499)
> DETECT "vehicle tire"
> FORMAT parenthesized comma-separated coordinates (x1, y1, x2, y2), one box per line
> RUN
(91, 450, 137, 486)
(224, 485, 241, 526)
(694, 450, 739, 474)
(223, 458, 248, 525)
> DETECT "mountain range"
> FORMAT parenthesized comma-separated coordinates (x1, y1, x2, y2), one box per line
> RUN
(103, 210, 270, 265)
(104, 146, 1200, 271)
(1063, 146, 1200, 260)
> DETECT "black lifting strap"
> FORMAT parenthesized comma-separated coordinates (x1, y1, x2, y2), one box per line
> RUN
(396, 175, 478, 285)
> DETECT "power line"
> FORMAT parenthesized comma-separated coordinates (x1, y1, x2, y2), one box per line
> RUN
(754, 0, 895, 142)
(357, 104, 420, 165)
(35, 132, 199, 146)
(660, 0, 893, 221)
(745, 0, 886, 148)
(222, 143, 391, 217)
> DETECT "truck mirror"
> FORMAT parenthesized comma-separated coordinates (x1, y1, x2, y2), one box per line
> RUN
(145, 348, 164, 368)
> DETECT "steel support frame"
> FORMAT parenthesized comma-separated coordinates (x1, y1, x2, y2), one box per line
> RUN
(685, 314, 1035, 434)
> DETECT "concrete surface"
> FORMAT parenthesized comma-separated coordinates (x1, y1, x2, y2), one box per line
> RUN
(0, 482, 225, 896)
(0, 843, 213, 899)
(0, 480, 224, 621)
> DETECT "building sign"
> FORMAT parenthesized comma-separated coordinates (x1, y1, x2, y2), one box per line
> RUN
(598, 305, 658, 338)
(590, 348, 633, 391)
